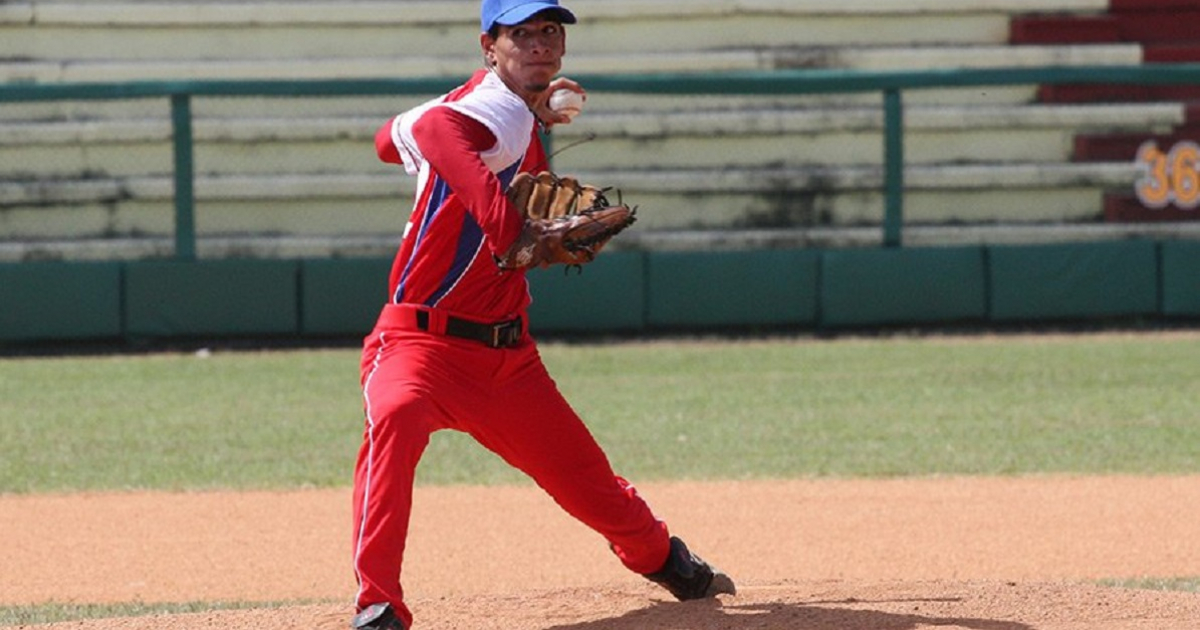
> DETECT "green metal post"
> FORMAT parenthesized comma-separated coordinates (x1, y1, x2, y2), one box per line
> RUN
(883, 88, 904, 247)
(170, 93, 196, 261)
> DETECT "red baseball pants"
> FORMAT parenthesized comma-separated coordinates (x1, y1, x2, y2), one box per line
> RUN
(352, 305, 671, 628)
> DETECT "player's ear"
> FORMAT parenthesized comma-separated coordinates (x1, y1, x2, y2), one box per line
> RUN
(480, 33, 497, 66)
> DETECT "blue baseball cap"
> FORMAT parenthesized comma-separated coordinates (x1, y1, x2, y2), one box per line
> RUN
(481, 0, 576, 33)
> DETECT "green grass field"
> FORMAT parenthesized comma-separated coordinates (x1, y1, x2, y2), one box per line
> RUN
(2, 331, 1198, 494)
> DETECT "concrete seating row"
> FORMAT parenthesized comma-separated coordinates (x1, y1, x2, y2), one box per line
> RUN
(2, 0, 1186, 259)
(1009, 0, 1200, 223)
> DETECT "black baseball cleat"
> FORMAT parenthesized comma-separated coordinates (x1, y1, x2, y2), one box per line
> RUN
(643, 536, 737, 601)
(351, 603, 405, 630)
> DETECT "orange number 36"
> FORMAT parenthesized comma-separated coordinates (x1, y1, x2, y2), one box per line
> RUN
(1135, 140, 1200, 209)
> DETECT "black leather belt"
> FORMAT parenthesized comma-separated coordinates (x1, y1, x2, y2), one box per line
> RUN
(414, 310, 523, 349)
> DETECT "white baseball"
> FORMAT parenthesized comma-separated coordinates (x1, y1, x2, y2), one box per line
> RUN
(549, 88, 585, 120)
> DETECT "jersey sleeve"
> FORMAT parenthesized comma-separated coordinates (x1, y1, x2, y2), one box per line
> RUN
(375, 116, 403, 165)
(382, 76, 533, 176)
(441, 71, 537, 174)
(381, 95, 443, 175)
(411, 107, 525, 256)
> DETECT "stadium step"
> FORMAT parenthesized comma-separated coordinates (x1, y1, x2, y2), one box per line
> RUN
(0, 160, 1142, 247)
(1, 0, 1092, 59)
(1104, 193, 1200, 223)
(1037, 84, 1200, 104)
(1, 102, 1182, 178)
(1006, 0, 1200, 228)
(2, 0, 1185, 258)
(0, 101, 1178, 244)
(1011, 1, 1200, 45)
(1144, 43, 1200, 63)
(0, 43, 1142, 86)
(1074, 103, 1200, 161)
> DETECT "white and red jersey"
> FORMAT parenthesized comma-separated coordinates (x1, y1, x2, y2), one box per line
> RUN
(375, 69, 548, 322)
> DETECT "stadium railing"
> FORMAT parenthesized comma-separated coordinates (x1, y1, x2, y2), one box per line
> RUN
(3, 64, 1199, 260)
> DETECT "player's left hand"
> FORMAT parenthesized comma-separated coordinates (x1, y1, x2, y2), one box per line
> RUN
(496, 208, 636, 270)
(496, 171, 636, 270)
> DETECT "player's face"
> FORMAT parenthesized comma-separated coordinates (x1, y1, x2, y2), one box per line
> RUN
(483, 17, 566, 103)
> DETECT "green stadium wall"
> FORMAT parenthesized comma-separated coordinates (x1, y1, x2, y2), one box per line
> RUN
(1, 240, 1196, 345)
(988, 241, 1159, 322)
(0, 261, 123, 341)
(1162, 241, 1200, 317)
(122, 259, 300, 339)
(820, 246, 986, 327)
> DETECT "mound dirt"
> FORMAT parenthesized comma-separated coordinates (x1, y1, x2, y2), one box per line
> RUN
(4, 477, 1200, 629)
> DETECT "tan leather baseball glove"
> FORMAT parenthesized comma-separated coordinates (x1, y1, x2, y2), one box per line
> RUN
(496, 171, 637, 270)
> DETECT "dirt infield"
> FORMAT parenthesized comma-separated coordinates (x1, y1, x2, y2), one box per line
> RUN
(5, 476, 1200, 629)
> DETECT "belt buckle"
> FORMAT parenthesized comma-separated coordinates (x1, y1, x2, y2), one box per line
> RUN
(490, 319, 521, 348)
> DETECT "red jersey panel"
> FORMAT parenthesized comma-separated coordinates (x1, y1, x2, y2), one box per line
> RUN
(376, 69, 548, 321)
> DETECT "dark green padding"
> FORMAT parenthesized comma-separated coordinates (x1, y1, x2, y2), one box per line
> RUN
(527, 252, 645, 333)
(647, 249, 820, 328)
(821, 246, 986, 328)
(124, 259, 299, 338)
(988, 241, 1158, 322)
(300, 258, 393, 336)
(0, 261, 122, 342)
(1161, 240, 1200, 317)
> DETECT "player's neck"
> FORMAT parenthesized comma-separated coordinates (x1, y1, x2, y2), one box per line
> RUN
(488, 66, 542, 109)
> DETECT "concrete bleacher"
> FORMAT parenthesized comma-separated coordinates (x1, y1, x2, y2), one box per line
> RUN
(1, 0, 1193, 260)
(1010, 0, 1200, 223)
